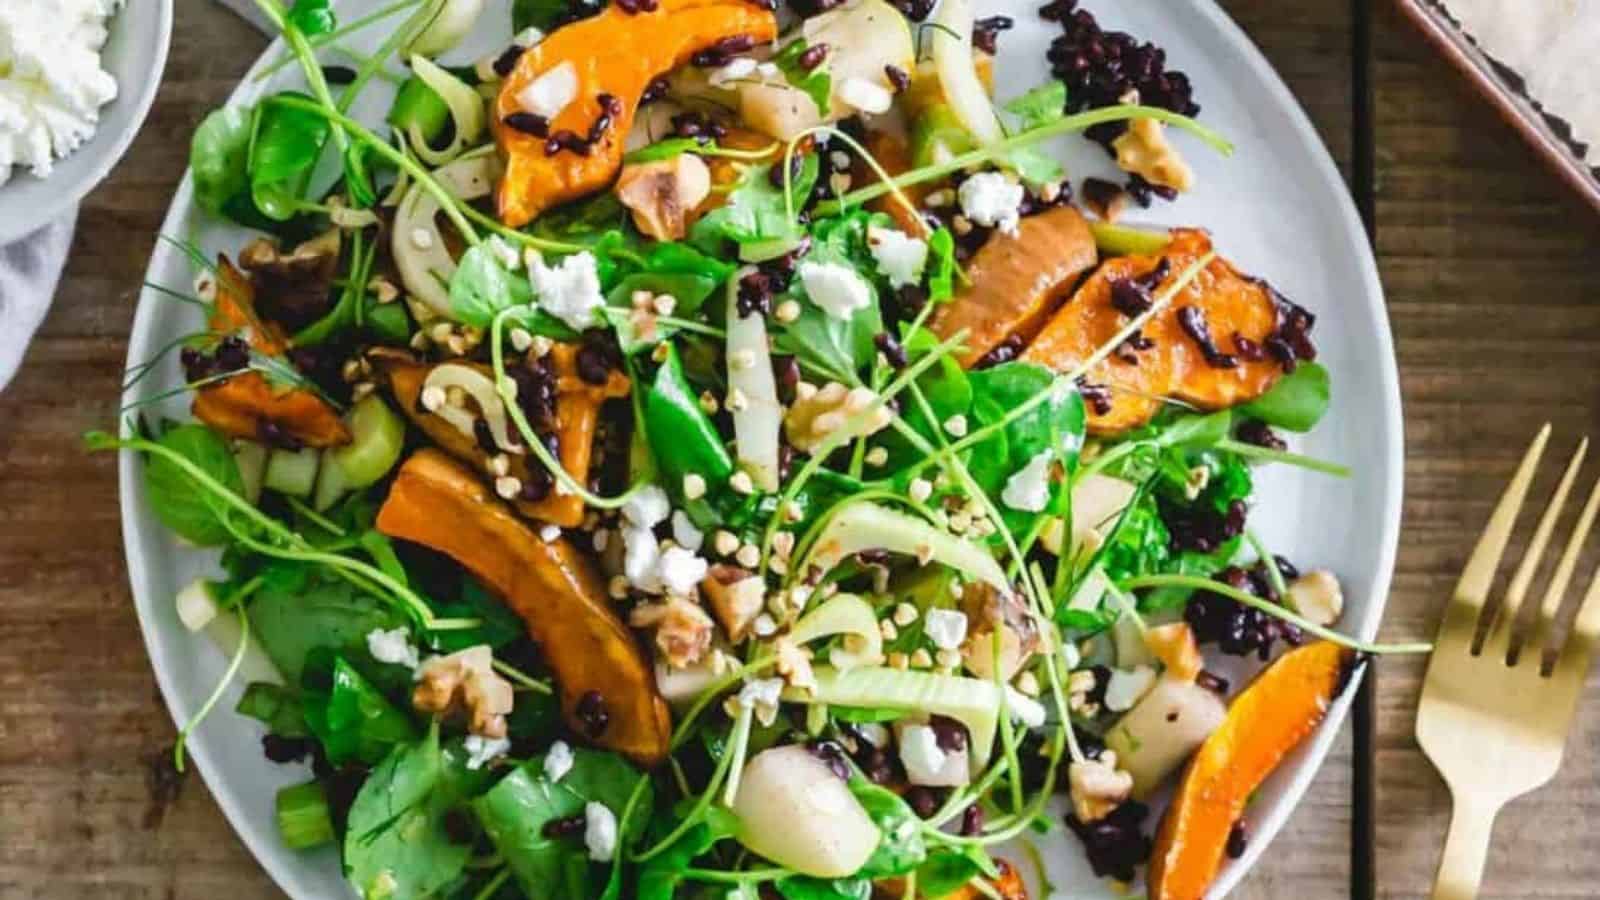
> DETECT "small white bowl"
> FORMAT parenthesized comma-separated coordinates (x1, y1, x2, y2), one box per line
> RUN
(0, 0, 174, 246)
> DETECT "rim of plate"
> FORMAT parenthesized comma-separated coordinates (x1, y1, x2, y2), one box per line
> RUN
(0, 0, 175, 246)
(116, 2, 1404, 896)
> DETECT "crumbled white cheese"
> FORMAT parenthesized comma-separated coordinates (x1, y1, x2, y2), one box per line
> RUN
(0, 0, 124, 186)
(657, 546, 709, 597)
(365, 627, 420, 670)
(543, 740, 574, 783)
(623, 484, 671, 529)
(622, 524, 662, 593)
(897, 724, 948, 784)
(1006, 687, 1047, 728)
(709, 56, 759, 88)
(516, 60, 579, 119)
(838, 76, 893, 114)
(584, 801, 619, 862)
(539, 523, 562, 542)
(799, 261, 872, 320)
(922, 609, 969, 651)
(1103, 665, 1157, 713)
(462, 734, 511, 770)
(529, 251, 605, 331)
(866, 225, 928, 289)
(1001, 449, 1054, 513)
(958, 172, 1025, 235)
(671, 510, 704, 552)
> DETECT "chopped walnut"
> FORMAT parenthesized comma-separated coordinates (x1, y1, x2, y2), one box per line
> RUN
(1067, 668, 1101, 717)
(238, 229, 341, 331)
(959, 582, 1041, 682)
(1069, 750, 1134, 823)
(774, 636, 816, 693)
(631, 597, 715, 668)
(1112, 118, 1194, 193)
(615, 154, 712, 241)
(702, 564, 765, 642)
(413, 646, 515, 739)
(784, 382, 892, 454)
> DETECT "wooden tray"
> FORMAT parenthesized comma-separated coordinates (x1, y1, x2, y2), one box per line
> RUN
(1394, 0, 1600, 215)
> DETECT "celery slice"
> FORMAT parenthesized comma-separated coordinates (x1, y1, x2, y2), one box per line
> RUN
(276, 781, 336, 850)
(264, 447, 321, 498)
(329, 394, 405, 489)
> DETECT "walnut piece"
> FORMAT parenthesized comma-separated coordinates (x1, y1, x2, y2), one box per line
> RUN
(1287, 569, 1343, 626)
(1069, 750, 1134, 824)
(631, 597, 715, 669)
(615, 154, 712, 241)
(783, 382, 892, 454)
(413, 645, 515, 739)
(701, 564, 765, 642)
(959, 582, 1041, 682)
(774, 636, 816, 693)
(239, 229, 341, 331)
(1112, 118, 1194, 193)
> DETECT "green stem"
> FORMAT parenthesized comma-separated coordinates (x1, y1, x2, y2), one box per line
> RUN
(1119, 574, 1432, 654)
(681, 868, 789, 884)
(253, 0, 422, 82)
(337, 0, 444, 113)
(252, 0, 349, 151)
(1217, 437, 1352, 477)
(174, 608, 253, 772)
(634, 706, 752, 862)
(821, 104, 1233, 215)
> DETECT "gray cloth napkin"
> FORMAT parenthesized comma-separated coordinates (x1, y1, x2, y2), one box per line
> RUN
(0, 0, 269, 392)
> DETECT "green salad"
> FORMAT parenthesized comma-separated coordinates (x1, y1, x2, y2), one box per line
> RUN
(97, 0, 1430, 896)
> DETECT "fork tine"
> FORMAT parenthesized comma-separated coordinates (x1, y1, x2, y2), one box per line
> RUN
(1551, 554, 1600, 672)
(1454, 424, 1551, 614)
(1536, 469, 1600, 639)
(1497, 437, 1588, 637)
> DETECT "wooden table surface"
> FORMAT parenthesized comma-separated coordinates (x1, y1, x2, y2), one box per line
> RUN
(4, 0, 1600, 896)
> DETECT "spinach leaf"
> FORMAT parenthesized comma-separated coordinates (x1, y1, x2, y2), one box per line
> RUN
(286, 0, 337, 36)
(1238, 361, 1330, 432)
(448, 243, 535, 330)
(191, 105, 255, 220)
(772, 212, 884, 378)
(775, 877, 871, 900)
(925, 227, 955, 302)
(514, 0, 589, 31)
(773, 39, 831, 116)
(1003, 80, 1067, 130)
(142, 423, 243, 546)
(303, 657, 417, 766)
(642, 344, 735, 511)
(473, 748, 653, 900)
(387, 75, 451, 147)
(635, 808, 740, 900)
(967, 363, 1085, 496)
(915, 847, 994, 897)
(249, 93, 331, 222)
(235, 682, 309, 738)
(249, 570, 405, 684)
(1151, 409, 1233, 450)
(849, 779, 926, 877)
(691, 156, 819, 253)
(429, 579, 524, 653)
(344, 728, 491, 900)
(877, 329, 972, 468)
(602, 241, 734, 352)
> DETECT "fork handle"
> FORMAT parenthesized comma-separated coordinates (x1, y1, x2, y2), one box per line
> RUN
(1431, 794, 1501, 900)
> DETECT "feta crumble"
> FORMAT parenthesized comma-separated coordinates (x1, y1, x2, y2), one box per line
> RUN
(543, 739, 574, 783)
(1001, 449, 1054, 513)
(799, 261, 872, 320)
(584, 802, 619, 862)
(866, 225, 928, 288)
(922, 608, 969, 651)
(515, 60, 579, 119)
(671, 510, 704, 552)
(621, 524, 662, 593)
(958, 172, 1025, 235)
(657, 546, 709, 597)
(462, 734, 511, 770)
(528, 251, 605, 331)
(622, 484, 671, 529)
(365, 627, 419, 670)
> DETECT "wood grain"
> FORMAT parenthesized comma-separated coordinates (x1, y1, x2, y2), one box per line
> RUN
(4, 0, 1597, 897)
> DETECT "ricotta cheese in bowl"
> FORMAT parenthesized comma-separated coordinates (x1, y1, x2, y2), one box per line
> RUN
(0, 0, 126, 186)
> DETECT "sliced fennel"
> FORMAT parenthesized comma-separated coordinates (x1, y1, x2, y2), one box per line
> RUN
(787, 593, 883, 671)
(785, 666, 1003, 767)
(392, 149, 498, 319)
(803, 501, 1010, 595)
(406, 55, 486, 166)
(403, 0, 485, 58)
(931, 0, 1003, 144)
(423, 363, 524, 455)
(725, 268, 782, 491)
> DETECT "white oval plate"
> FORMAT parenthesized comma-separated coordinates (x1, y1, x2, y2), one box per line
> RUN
(0, 0, 174, 246)
(118, 1, 1402, 896)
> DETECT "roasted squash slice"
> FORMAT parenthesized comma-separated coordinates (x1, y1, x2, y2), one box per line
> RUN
(928, 206, 1098, 368)
(209, 255, 288, 355)
(1021, 228, 1287, 434)
(192, 372, 350, 448)
(850, 130, 936, 237)
(377, 449, 672, 766)
(494, 0, 778, 227)
(374, 346, 628, 527)
(1147, 641, 1359, 900)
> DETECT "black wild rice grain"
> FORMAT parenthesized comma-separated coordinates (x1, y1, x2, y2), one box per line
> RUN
(972, 15, 1014, 54)
(502, 112, 550, 137)
(492, 45, 526, 78)
(1176, 306, 1239, 369)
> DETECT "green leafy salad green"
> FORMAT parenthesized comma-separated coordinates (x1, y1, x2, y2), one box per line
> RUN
(97, 0, 1432, 897)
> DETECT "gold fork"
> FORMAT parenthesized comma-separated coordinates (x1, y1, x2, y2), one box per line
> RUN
(1417, 425, 1600, 900)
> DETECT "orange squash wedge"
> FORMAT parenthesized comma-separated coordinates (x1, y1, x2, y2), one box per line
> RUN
(1147, 641, 1359, 900)
(375, 347, 628, 527)
(209, 255, 288, 355)
(192, 372, 350, 448)
(377, 450, 672, 766)
(493, 0, 777, 227)
(928, 205, 1098, 368)
(1021, 229, 1285, 434)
